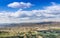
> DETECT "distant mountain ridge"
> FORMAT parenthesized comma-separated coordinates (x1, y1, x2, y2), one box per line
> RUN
(0, 21, 60, 28)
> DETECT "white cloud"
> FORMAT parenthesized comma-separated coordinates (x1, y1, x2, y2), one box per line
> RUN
(8, 2, 33, 8)
(0, 2, 60, 23)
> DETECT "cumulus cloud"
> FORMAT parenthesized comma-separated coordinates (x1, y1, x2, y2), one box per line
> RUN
(0, 2, 60, 23)
(12, 4, 60, 18)
(8, 2, 33, 8)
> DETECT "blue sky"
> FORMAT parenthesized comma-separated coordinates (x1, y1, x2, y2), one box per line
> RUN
(0, 0, 60, 11)
(0, 0, 60, 23)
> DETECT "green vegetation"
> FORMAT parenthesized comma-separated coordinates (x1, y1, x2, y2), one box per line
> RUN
(1, 29, 60, 38)
(38, 29, 60, 38)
